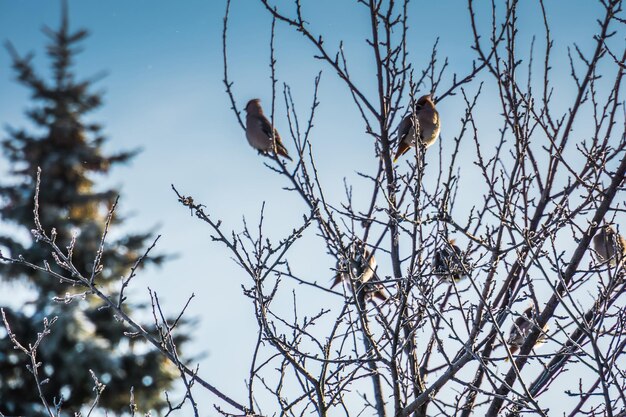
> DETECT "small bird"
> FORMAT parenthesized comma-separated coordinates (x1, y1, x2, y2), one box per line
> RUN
(245, 99, 292, 160)
(331, 240, 387, 305)
(506, 306, 549, 359)
(394, 94, 441, 162)
(593, 225, 626, 267)
(432, 239, 469, 282)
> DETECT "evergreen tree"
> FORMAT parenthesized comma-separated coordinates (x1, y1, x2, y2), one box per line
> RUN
(0, 6, 188, 415)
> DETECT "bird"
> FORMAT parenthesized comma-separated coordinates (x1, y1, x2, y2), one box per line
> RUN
(393, 94, 441, 162)
(593, 224, 626, 267)
(331, 240, 387, 306)
(432, 239, 469, 282)
(244, 98, 292, 161)
(506, 306, 549, 359)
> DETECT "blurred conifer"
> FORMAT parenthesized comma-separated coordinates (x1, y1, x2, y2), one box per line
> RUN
(0, 4, 189, 415)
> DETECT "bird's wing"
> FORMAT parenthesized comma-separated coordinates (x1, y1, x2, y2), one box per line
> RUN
(257, 116, 292, 160)
(258, 116, 275, 138)
(397, 114, 413, 141)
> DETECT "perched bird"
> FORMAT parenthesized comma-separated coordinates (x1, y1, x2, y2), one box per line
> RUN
(506, 306, 549, 359)
(331, 240, 387, 306)
(245, 99, 292, 161)
(593, 224, 626, 267)
(394, 94, 441, 162)
(432, 239, 469, 282)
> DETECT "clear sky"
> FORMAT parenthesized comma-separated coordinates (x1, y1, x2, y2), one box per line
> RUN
(0, 0, 617, 415)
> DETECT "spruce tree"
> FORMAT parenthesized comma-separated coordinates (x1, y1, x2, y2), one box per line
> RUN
(0, 6, 187, 415)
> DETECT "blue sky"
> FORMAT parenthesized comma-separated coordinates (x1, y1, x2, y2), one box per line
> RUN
(0, 0, 618, 415)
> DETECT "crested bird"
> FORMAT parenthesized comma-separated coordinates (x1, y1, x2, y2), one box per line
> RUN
(394, 94, 441, 162)
(432, 239, 469, 282)
(331, 240, 387, 306)
(593, 224, 626, 267)
(245, 98, 292, 161)
(506, 306, 549, 359)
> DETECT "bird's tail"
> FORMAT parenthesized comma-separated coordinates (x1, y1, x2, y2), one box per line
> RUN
(393, 142, 411, 163)
(504, 345, 519, 362)
(276, 142, 293, 161)
(372, 289, 388, 302)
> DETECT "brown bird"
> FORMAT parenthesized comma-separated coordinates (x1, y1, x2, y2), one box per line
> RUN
(432, 239, 470, 282)
(245, 99, 292, 160)
(506, 306, 549, 359)
(394, 94, 441, 162)
(331, 240, 387, 305)
(593, 224, 626, 267)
